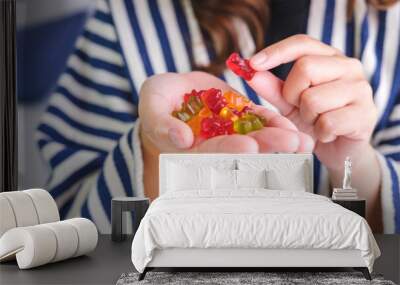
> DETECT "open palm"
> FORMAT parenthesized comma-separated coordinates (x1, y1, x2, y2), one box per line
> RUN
(138, 71, 314, 154)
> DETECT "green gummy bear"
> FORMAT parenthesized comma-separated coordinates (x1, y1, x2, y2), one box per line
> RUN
(186, 95, 203, 115)
(234, 113, 265, 134)
(173, 110, 192, 122)
(173, 95, 204, 122)
(234, 119, 253, 134)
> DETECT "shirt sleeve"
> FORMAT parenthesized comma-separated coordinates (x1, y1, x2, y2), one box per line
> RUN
(36, 0, 144, 233)
(374, 113, 400, 234)
(375, 152, 400, 234)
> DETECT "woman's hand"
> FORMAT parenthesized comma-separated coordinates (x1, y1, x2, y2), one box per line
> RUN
(139, 71, 314, 155)
(247, 35, 382, 230)
(139, 71, 314, 200)
(248, 34, 378, 172)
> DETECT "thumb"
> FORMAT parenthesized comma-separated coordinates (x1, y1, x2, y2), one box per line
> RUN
(247, 71, 294, 116)
(142, 115, 194, 152)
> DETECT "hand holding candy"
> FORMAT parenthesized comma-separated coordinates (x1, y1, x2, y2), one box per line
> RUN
(245, 34, 377, 171)
(139, 71, 314, 154)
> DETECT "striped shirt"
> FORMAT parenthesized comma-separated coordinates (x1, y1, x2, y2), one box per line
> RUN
(37, 0, 400, 233)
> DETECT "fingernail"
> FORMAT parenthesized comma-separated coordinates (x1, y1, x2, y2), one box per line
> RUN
(168, 128, 185, 149)
(251, 53, 267, 66)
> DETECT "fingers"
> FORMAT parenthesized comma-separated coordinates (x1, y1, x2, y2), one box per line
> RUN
(139, 72, 236, 151)
(139, 97, 194, 150)
(247, 71, 294, 115)
(248, 127, 314, 153)
(314, 105, 376, 143)
(251, 105, 297, 131)
(298, 80, 369, 125)
(283, 55, 365, 106)
(190, 134, 259, 153)
(140, 73, 191, 112)
(251, 105, 315, 152)
(143, 115, 194, 151)
(189, 107, 311, 153)
(297, 132, 316, 152)
(139, 73, 196, 151)
(250, 34, 340, 71)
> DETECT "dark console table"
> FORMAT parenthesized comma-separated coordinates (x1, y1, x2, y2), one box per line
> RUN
(0, 235, 399, 284)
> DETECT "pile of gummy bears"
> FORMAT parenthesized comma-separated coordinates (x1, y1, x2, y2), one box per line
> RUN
(172, 53, 264, 139)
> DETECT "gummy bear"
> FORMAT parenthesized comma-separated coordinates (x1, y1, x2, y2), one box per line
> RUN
(233, 113, 265, 134)
(226, 52, 255, 81)
(223, 91, 252, 112)
(219, 106, 239, 121)
(173, 91, 204, 122)
(185, 93, 203, 114)
(184, 89, 204, 104)
(233, 106, 253, 117)
(245, 113, 265, 130)
(187, 107, 212, 136)
(200, 115, 233, 139)
(201, 88, 227, 114)
(172, 109, 192, 122)
(233, 119, 253, 135)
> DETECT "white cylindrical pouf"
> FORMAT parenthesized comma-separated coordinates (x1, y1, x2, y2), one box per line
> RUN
(65, 218, 98, 257)
(0, 226, 57, 269)
(24, 189, 60, 224)
(0, 192, 39, 227)
(0, 196, 17, 238)
(0, 218, 97, 269)
(43, 221, 79, 262)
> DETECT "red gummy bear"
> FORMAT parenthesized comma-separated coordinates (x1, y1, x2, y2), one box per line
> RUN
(232, 105, 252, 116)
(226, 52, 255, 81)
(201, 88, 227, 114)
(200, 116, 233, 139)
(184, 89, 204, 104)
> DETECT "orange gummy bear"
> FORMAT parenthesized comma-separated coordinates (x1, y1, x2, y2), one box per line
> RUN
(223, 91, 251, 112)
(219, 106, 239, 121)
(187, 107, 212, 136)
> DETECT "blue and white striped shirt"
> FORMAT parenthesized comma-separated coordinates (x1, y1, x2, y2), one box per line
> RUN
(37, 0, 400, 233)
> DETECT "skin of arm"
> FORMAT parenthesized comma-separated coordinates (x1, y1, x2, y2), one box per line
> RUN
(141, 125, 161, 201)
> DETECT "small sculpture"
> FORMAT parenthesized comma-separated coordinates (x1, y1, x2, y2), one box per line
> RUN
(332, 156, 358, 200)
(342, 156, 352, 190)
